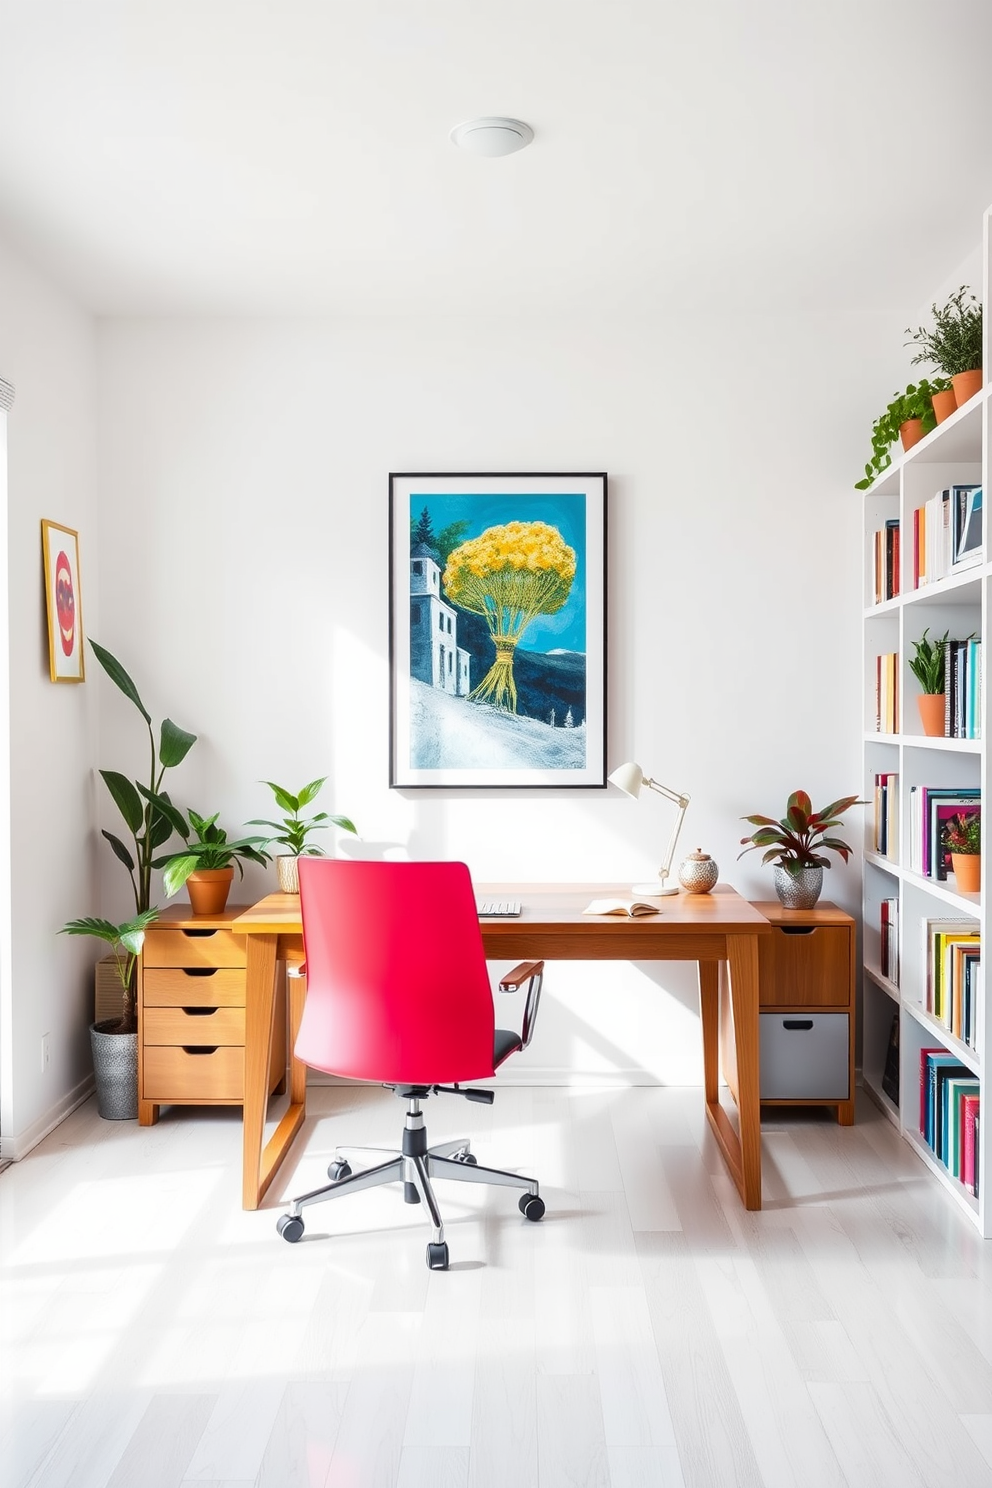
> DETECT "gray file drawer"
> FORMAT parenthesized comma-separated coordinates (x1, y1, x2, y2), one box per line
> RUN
(759, 1012, 850, 1101)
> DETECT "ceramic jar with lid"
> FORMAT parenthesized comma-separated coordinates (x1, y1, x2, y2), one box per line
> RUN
(678, 848, 719, 894)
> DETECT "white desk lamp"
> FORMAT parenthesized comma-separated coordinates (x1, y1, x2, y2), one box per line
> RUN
(608, 760, 691, 896)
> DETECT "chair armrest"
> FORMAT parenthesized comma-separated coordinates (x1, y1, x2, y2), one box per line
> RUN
(498, 960, 545, 1050)
(498, 960, 543, 991)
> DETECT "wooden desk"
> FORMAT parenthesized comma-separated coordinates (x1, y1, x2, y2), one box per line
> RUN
(232, 883, 771, 1212)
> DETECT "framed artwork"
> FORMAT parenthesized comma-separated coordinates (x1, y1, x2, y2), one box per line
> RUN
(41, 520, 85, 682)
(389, 472, 607, 787)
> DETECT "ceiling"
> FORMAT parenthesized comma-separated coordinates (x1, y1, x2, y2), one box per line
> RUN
(1, 1, 992, 317)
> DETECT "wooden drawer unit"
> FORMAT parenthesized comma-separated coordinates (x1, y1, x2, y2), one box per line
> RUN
(721, 902, 857, 1126)
(138, 905, 286, 1125)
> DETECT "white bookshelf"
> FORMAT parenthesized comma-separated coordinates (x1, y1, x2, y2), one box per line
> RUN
(860, 204, 990, 1233)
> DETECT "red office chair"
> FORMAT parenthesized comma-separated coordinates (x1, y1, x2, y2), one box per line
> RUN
(275, 859, 546, 1270)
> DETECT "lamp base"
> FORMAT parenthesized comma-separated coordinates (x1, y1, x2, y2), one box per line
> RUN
(632, 881, 680, 897)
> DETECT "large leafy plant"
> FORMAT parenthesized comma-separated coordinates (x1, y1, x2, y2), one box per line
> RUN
(248, 778, 357, 858)
(90, 640, 197, 915)
(945, 810, 981, 855)
(159, 809, 271, 896)
(855, 379, 950, 490)
(906, 286, 983, 377)
(738, 790, 863, 878)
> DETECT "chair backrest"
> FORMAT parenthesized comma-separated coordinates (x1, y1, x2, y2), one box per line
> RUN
(295, 859, 498, 1084)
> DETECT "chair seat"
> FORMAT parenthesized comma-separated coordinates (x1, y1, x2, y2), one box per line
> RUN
(494, 1028, 522, 1066)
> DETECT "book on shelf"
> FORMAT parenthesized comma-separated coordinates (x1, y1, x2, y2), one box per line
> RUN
(880, 896, 899, 983)
(915, 484, 981, 587)
(872, 772, 898, 857)
(881, 1010, 899, 1103)
(908, 786, 980, 876)
(944, 636, 981, 740)
(942, 1075, 980, 1172)
(920, 1048, 970, 1154)
(872, 518, 900, 603)
(875, 653, 898, 733)
(582, 899, 660, 917)
(962, 1094, 980, 1194)
(924, 917, 980, 1042)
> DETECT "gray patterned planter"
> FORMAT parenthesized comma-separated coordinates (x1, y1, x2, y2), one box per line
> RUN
(90, 1021, 138, 1120)
(773, 864, 823, 910)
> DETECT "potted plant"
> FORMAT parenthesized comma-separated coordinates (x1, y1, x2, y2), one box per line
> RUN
(944, 810, 981, 893)
(907, 627, 950, 737)
(249, 778, 358, 893)
(738, 790, 863, 908)
(59, 910, 159, 1118)
(855, 380, 949, 490)
(159, 808, 271, 915)
(906, 285, 984, 409)
(60, 641, 196, 1118)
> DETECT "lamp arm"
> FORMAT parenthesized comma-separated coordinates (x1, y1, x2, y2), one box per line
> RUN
(644, 779, 691, 886)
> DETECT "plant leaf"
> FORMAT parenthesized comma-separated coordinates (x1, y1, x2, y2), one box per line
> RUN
(89, 641, 151, 722)
(296, 778, 327, 807)
(100, 770, 144, 834)
(162, 855, 198, 896)
(159, 718, 197, 769)
(264, 782, 299, 813)
(329, 815, 357, 834)
(101, 830, 135, 872)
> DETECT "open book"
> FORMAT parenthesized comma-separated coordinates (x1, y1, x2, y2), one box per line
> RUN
(583, 898, 660, 918)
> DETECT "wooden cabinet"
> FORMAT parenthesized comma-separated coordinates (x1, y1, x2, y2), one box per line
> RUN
(720, 902, 856, 1126)
(138, 905, 286, 1125)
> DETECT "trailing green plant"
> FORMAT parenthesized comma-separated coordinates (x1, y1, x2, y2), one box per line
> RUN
(945, 810, 981, 855)
(905, 285, 983, 378)
(907, 627, 950, 694)
(158, 809, 271, 897)
(59, 909, 159, 1032)
(89, 640, 197, 915)
(854, 379, 951, 490)
(738, 790, 864, 878)
(248, 778, 357, 858)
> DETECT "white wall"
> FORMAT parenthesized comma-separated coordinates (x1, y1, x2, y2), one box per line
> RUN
(95, 309, 902, 1083)
(0, 235, 99, 1156)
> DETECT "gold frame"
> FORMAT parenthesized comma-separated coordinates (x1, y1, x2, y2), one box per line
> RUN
(41, 519, 85, 683)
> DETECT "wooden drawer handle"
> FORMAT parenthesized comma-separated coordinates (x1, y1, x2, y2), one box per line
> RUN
(182, 1006, 218, 1017)
(180, 967, 218, 978)
(183, 1045, 220, 1055)
(782, 1019, 814, 1031)
(181, 928, 221, 939)
(780, 927, 816, 937)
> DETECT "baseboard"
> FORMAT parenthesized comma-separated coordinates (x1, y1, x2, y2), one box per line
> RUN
(306, 1067, 668, 1089)
(1, 1073, 95, 1162)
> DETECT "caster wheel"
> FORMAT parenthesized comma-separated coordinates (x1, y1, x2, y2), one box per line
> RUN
(327, 1159, 352, 1182)
(426, 1241, 449, 1271)
(519, 1193, 545, 1222)
(277, 1213, 305, 1243)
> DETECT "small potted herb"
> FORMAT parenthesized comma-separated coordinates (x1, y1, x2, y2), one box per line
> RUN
(249, 778, 357, 893)
(855, 380, 950, 490)
(158, 809, 271, 915)
(905, 285, 984, 410)
(738, 790, 863, 908)
(944, 810, 981, 893)
(907, 627, 949, 737)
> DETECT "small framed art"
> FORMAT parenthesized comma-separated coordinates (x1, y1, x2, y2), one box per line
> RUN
(41, 520, 85, 682)
(389, 472, 607, 787)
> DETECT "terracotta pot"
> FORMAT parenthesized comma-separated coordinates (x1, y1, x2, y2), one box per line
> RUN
(186, 867, 234, 916)
(899, 418, 925, 451)
(951, 853, 981, 893)
(917, 693, 946, 737)
(931, 387, 958, 424)
(952, 368, 983, 407)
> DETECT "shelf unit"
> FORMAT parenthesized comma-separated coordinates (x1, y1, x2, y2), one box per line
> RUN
(861, 207, 990, 1231)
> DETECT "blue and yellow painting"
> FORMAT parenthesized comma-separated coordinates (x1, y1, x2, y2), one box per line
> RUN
(406, 491, 588, 772)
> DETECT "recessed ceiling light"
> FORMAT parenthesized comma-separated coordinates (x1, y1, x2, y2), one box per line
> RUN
(449, 117, 534, 158)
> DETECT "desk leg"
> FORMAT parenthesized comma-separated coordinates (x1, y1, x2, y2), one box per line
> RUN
(242, 934, 307, 1210)
(699, 940, 762, 1211)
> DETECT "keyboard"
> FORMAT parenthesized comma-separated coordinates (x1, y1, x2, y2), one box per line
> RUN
(477, 899, 522, 917)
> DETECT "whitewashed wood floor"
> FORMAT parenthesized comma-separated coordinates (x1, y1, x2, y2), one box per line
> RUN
(4, 1082, 992, 1488)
